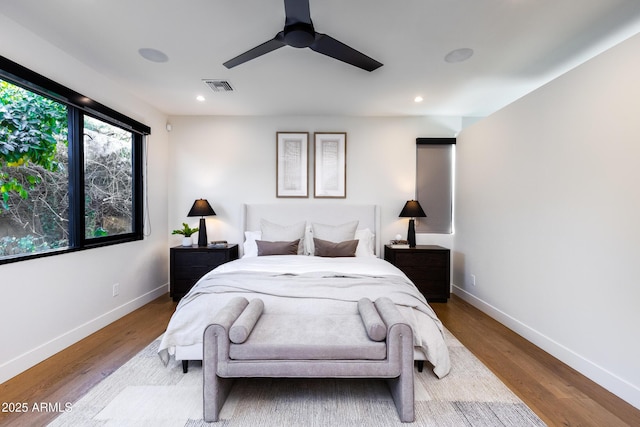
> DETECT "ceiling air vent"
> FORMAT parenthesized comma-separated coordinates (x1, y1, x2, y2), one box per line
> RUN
(203, 79, 234, 92)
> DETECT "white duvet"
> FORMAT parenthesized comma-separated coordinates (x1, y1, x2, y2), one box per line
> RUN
(159, 255, 451, 378)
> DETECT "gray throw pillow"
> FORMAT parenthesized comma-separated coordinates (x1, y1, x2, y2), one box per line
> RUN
(313, 237, 358, 257)
(256, 239, 300, 256)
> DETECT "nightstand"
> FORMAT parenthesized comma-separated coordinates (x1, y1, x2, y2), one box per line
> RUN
(169, 244, 239, 301)
(384, 244, 450, 302)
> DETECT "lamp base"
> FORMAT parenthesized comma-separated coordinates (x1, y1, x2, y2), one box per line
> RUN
(407, 219, 416, 248)
(197, 217, 207, 247)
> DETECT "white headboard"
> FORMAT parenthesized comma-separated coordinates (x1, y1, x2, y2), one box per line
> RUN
(242, 203, 381, 256)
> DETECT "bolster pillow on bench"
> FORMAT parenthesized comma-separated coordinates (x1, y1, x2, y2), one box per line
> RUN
(229, 298, 265, 344)
(358, 298, 387, 341)
(212, 297, 249, 331)
(374, 297, 407, 328)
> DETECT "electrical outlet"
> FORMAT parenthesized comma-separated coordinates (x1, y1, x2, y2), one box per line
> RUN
(471, 274, 476, 286)
(112, 283, 120, 297)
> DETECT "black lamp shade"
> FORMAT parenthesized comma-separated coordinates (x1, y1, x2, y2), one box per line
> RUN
(187, 199, 216, 246)
(187, 199, 216, 217)
(399, 200, 426, 218)
(399, 200, 426, 248)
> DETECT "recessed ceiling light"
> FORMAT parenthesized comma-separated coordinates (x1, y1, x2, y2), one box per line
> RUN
(444, 48, 474, 63)
(196, 95, 206, 102)
(414, 96, 424, 103)
(138, 48, 169, 63)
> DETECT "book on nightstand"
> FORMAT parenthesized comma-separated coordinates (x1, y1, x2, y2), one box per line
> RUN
(208, 240, 228, 248)
(389, 239, 409, 248)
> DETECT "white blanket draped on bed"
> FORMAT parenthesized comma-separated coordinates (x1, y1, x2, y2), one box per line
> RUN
(158, 255, 451, 378)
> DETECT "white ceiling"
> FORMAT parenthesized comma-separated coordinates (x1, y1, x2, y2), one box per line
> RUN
(2, 0, 640, 118)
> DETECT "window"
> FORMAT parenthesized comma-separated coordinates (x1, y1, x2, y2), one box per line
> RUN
(0, 56, 149, 263)
(83, 116, 135, 239)
(415, 138, 455, 234)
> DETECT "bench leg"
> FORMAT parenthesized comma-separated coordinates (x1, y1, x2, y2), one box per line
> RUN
(387, 372, 415, 422)
(387, 326, 415, 422)
(204, 325, 237, 422)
(182, 360, 189, 373)
(203, 372, 234, 422)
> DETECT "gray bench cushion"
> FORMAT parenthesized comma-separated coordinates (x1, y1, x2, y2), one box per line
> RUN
(229, 314, 386, 360)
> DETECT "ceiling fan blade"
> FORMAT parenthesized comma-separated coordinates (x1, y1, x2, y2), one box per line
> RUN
(223, 32, 286, 69)
(310, 33, 383, 72)
(284, 0, 311, 25)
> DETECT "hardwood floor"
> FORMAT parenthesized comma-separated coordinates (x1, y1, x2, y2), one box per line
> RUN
(0, 295, 175, 427)
(1, 293, 638, 426)
(432, 295, 640, 427)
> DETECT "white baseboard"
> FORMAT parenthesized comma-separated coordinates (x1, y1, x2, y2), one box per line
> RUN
(452, 284, 640, 410)
(0, 284, 168, 384)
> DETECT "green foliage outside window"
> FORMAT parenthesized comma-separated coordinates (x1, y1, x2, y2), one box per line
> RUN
(0, 79, 68, 209)
(0, 79, 69, 256)
(1, 56, 147, 262)
(1, 78, 138, 258)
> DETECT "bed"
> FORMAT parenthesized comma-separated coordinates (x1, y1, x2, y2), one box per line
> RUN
(158, 203, 451, 379)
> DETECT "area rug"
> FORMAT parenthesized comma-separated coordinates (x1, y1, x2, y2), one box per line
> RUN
(48, 329, 545, 426)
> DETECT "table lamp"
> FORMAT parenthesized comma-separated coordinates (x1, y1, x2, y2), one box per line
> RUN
(187, 199, 216, 246)
(399, 200, 426, 248)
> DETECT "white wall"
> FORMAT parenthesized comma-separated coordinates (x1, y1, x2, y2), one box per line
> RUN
(0, 16, 170, 383)
(167, 115, 459, 251)
(454, 33, 640, 408)
(11, 9, 638, 411)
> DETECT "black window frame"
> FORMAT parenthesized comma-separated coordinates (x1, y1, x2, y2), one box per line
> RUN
(0, 55, 150, 265)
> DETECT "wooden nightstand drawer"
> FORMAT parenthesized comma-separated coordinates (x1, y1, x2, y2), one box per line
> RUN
(173, 264, 213, 280)
(173, 251, 228, 269)
(394, 251, 447, 268)
(400, 265, 448, 281)
(169, 244, 239, 301)
(384, 245, 450, 302)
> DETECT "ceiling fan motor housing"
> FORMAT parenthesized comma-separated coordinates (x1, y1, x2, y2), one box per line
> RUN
(284, 22, 315, 47)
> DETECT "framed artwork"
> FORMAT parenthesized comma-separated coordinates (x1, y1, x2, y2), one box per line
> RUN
(276, 132, 309, 198)
(314, 132, 346, 198)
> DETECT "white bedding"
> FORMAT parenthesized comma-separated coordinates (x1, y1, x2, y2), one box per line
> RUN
(159, 255, 451, 378)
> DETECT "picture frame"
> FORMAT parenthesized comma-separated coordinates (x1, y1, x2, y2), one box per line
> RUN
(276, 132, 309, 198)
(314, 132, 347, 198)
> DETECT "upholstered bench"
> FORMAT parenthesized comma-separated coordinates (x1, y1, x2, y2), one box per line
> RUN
(203, 296, 415, 423)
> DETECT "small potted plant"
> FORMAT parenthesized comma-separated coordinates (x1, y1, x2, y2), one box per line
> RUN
(172, 223, 199, 247)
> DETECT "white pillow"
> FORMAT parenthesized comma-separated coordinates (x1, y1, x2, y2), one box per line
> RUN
(303, 224, 313, 255)
(312, 220, 359, 241)
(242, 231, 261, 258)
(309, 220, 359, 255)
(354, 228, 376, 257)
(260, 219, 306, 255)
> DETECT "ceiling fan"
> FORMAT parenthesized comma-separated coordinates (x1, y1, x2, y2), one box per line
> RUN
(223, 0, 383, 72)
